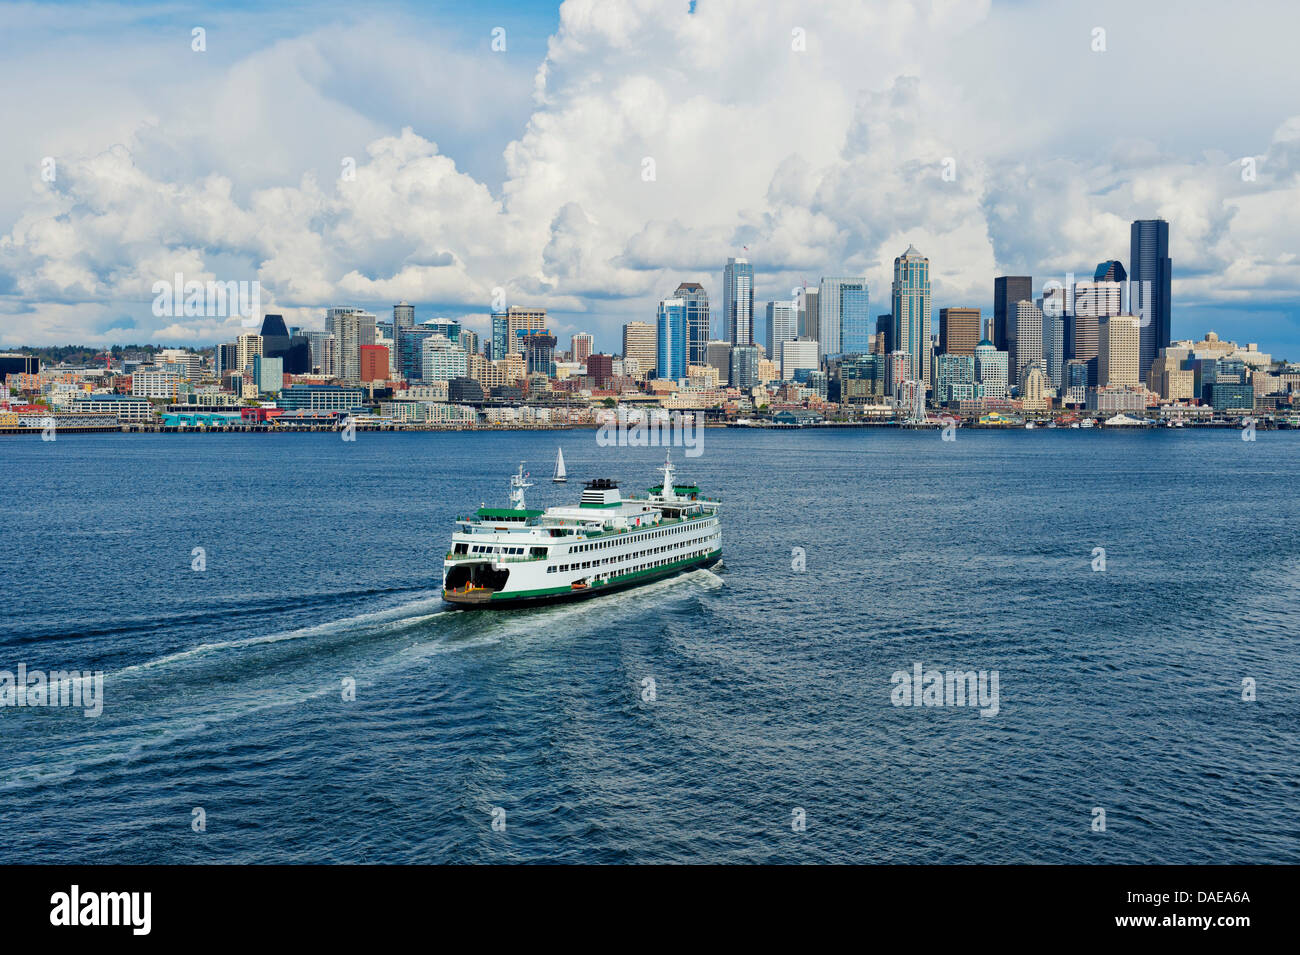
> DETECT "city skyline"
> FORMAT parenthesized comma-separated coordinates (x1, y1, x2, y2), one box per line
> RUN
(1, 1, 1298, 358)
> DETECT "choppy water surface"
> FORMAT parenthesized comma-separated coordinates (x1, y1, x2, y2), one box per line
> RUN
(1, 429, 1297, 863)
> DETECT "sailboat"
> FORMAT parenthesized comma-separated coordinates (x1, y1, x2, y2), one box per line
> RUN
(552, 447, 567, 483)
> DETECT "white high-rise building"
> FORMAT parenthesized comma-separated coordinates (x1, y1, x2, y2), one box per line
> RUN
(1009, 300, 1043, 388)
(421, 335, 468, 381)
(235, 334, 263, 373)
(973, 340, 1009, 399)
(622, 321, 656, 379)
(780, 338, 820, 381)
(1099, 314, 1141, 387)
(766, 301, 798, 364)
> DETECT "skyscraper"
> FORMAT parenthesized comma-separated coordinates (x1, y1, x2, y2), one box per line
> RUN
(1009, 300, 1043, 388)
(622, 321, 657, 380)
(706, 340, 732, 386)
(1040, 290, 1066, 389)
(994, 275, 1032, 368)
(722, 257, 754, 346)
(505, 306, 547, 356)
(819, 277, 870, 358)
(1130, 219, 1172, 380)
(938, 307, 981, 355)
(393, 301, 415, 339)
(1071, 279, 1123, 386)
(490, 314, 508, 361)
(973, 339, 1010, 399)
(765, 300, 798, 362)
(304, 331, 336, 377)
(327, 307, 377, 382)
(800, 287, 819, 341)
(1098, 314, 1141, 387)
(674, 283, 710, 366)
(875, 314, 893, 355)
(729, 344, 759, 389)
(1094, 260, 1127, 283)
(571, 332, 594, 364)
(235, 333, 263, 372)
(656, 298, 688, 380)
(890, 245, 931, 386)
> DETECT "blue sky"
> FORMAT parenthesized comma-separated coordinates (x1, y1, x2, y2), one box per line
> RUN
(1, 0, 1298, 358)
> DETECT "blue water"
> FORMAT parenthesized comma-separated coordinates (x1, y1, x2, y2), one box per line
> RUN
(1, 428, 1297, 863)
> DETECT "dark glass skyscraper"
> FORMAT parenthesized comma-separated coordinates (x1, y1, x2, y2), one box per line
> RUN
(1129, 219, 1171, 380)
(993, 276, 1032, 354)
(1094, 260, 1127, 283)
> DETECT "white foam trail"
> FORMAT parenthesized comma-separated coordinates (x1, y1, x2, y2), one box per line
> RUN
(111, 597, 449, 680)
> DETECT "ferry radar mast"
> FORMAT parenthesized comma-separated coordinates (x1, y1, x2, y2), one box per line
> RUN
(658, 451, 677, 502)
(509, 462, 533, 510)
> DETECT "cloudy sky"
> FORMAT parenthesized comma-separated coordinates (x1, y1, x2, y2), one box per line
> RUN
(2, 0, 1298, 356)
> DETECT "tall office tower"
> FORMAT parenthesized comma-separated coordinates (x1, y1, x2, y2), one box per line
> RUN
(259, 314, 291, 362)
(235, 333, 263, 372)
(875, 314, 893, 355)
(521, 332, 557, 376)
(938, 307, 981, 355)
(1098, 314, 1141, 386)
(993, 275, 1032, 365)
(571, 332, 594, 364)
(1039, 292, 1066, 389)
(706, 340, 733, 386)
(622, 321, 657, 379)
(1071, 280, 1123, 386)
(729, 344, 760, 389)
(890, 245, 931, 385)
(304, 331, 337, 377)
(1129, 219, 1171, 380)
(673, 282, 710, 366)
(1095, 260, 1127, 284)
(505, 306, 547, 355)
(397, 326, 438, 381)
(327, 307, 377, 382)
(780, 338, 820, 381)
(722, 257, 754, 346)
(799, 288, 819, 340)
(215, 342, 237, 378)
(765, 300, 798, 362)
(458, 329, 479, 358)
(656, 298, 688, 380)
(490, 314, 508, 360)
(819, 277, 870, 358)
(1009, 300, 1043, 388)
(393, 301, 415, 337)
(973, 339, 1010, 399)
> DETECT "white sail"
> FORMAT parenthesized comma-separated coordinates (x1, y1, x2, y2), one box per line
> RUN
(553, 447, 567, 482)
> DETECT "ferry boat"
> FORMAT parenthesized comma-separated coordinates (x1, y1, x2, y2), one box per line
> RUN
(442, 453, 722, 608)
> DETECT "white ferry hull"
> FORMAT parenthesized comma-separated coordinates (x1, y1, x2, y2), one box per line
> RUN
(442, 456, 721, 610)
(443, 549, 721, 608)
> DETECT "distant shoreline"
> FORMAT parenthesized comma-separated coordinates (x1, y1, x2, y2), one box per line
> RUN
(0, 420, 1286, 436)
